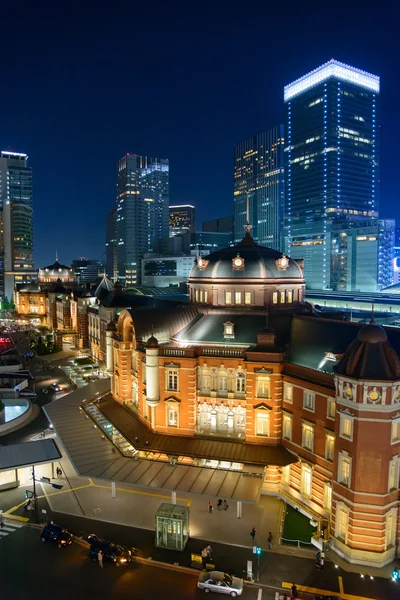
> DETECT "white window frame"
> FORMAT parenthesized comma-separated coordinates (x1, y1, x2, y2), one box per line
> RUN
(386, 509, 396, 549)
(388, 457, 399, 492)
(338, 452, 352, 487)
(325, 433, 335, 461)
(282, 414, 292, 440)
(286, 290, 293, 303)
(218, 371, 228, 391)
(302, 422, 314, 452)
(244, 292, 251, 305)
(236, 372, 245, 393)
(235, 291, 241, 305)
(336, 503, 349, 541)
(284, 383, 293, 404)
(323, 483, 332, 510)
(166, 403, 179, 427)
(282, 464, 290, 485)
(300, 463, 312, 497)
(166, 369, 179, 391)
(391, 418, 400, 444)
(303, 390, 315, 412)
(272, 291, 278, 304)
(256, 410, 270, 436)
(225, 291, 232, 305)
(279, 290, 285, 304)
(327, 397, 336, 419)
(256, 376, 270, 398)
(339, 413, 354, 441)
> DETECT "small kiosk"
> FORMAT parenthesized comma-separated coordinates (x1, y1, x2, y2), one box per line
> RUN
(155, 503, 190, 551)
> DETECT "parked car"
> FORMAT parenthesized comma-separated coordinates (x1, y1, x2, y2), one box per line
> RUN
(87, 535, 137, 567)
(197, 571, 243, 596)
(40, 523, 74, 548)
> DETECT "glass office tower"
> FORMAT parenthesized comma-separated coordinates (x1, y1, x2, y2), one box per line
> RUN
(0, 151, 34, 300)
(234, 125, 285, 250)
(169, 204, 195, 237)
(115, 154, 169, 286)
(284, 60, 380, 289)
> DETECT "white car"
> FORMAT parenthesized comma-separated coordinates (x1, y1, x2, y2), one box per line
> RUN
(197, 571, 243, 597)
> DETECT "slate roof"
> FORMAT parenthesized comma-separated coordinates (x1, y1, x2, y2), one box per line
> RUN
(128, 303, 199, 343)
(0, 439, 61, 471)
(174, 314, 268, 345)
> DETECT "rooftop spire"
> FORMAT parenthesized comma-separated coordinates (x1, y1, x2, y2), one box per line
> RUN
(370, 300, 375, 325)
(56, 249, 58, 262)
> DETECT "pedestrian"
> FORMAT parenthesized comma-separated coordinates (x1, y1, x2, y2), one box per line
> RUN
(206, 545, 213, 560)
(208, 501, 213, 513)
(223, 500, 229, 511)
(201, 547, 208, 569)
(0, 513, 3, 528)
(291, 583, 298, 599)
(250, 527, 256, 542)
(268, 531, 273, 549)
(98, 550, 104, 568)
(217, 498, 223, 510)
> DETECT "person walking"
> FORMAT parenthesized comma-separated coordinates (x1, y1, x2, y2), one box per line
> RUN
(217, 498, 223, 510)
(250, 527, 256, 542)
(206, 545, 213, 561)
(223, 500, 229, 511)
(208, 501, 213, 513)
(268, 532, 273, 549)
(98, 550, 104, 568)
(201, 547, 208, 569)
(291, 583, 298, 599)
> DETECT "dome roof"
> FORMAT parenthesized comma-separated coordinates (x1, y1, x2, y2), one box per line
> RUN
(95, 275, 114, 300)
(189, 235, 303, 280)
(39, 260, 73, 275)
(146, 335, 159, 348)
(357, 323, 387, 343)
(106, 321, 116, 332)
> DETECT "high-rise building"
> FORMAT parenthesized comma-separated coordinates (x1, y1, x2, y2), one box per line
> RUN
(0, 151, 35, 300)
(72, 258, 103, 285)
(169, 204, 195, 237)
(105, 207, 118, 282)
(115, 154, 169, 285)
(284, 60, 380, 289)
(234, 126, 285, 250)
(202, 216, 234, 235)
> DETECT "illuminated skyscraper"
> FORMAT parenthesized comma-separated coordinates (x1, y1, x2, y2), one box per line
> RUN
(169, 204, 195, 237)
(115, 154, 169, 285)
(284, 60, 380, 289)
(0, 151, 35, 300)
(234, 126, 285, 250)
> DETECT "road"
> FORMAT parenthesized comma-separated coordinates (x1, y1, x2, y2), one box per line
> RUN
(0, 525, 270, 600)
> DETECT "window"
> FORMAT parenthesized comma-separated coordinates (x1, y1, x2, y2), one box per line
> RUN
(391, 418, 400, 443)
(283, 414, 292, 440)
(256, 376, 270, 398)
(284, 383, 293, 404)
(327, 397, 336, 419)
(235, 291, 241, 304)
(225, 291, 232, 305)
(338, 452, 352, 487)
(113, 348, 119, 368)
(386, 510, 396, 549)
(167, 369, 178, 391)
(195, 289, 199, 302)
(224, 322, 235, 338)
(300, 464, 312, 496)
(302, 423, 314, 451)
(280, 290, 285, 303)
(323, 483, 332, 510)
(303, 390, 315, 411)
(282, 465, 290, 484)
(236, 372, 245, 393)
(388, 457, 399, 491)
(325, 434, 335, 461)
(167, 405, 179, 427)
(286, 290, 293, 303)
(256, 411, 270, 436)
(337, 505, 349, 540)
(204, 290, 208, 303)
(245, 292, 251, 305)
(339, 414, 353, 440)
(199, 290, 203, 302)
(218, 371, 228, 391)
(202, 369, 211, 391)
(272, 292, 278, 304)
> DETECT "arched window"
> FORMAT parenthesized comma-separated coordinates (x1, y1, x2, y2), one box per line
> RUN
(236, 372, 245, 393)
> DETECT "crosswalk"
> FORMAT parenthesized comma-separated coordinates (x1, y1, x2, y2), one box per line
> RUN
(0, 519, 25, 539)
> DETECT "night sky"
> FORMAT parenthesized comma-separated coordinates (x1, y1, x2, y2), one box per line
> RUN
(0, 0, 398, 267)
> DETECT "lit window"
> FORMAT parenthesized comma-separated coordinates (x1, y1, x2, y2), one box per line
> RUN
(283, 414, 292, 440)
(282, 465, 290, 484)
(303, 390, 315, 411)
(235, 291, 241, 304)
(286, 290, 293, 303)
(272, 292, 278, 304)
(256, 376, 270, 398)
(340, 414, 353, 440)
(323, 483, 332, 510)
(388, 457, 399, 492)
(204, 290, 208, 303)
(391, 418, 400, 443)
(386, 510, 396, 549)
(167, 404, 179, 427)
(284, 383, 293, 403)
(167, 369, 178, 391)
(300, 464, 312, 497)
(337, 504, 349, 540)
(236, 372, 245, 393)
(225, 291, 232, 305)
(302, 423, 314, 452)
(195, 289, 199, 302)
(338, 452, 351, 487)
(280, 290, 285, 303)
(325, 434, 335, 461)
(256, 411, 270, 436)
(202, 369, 211, 391)
(245, 292, 251, 305)
(224, 322, 235, 338)
(218, 371, 228, 391)
(327, 397, 336, 419)
(199, 290, 203, 302)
